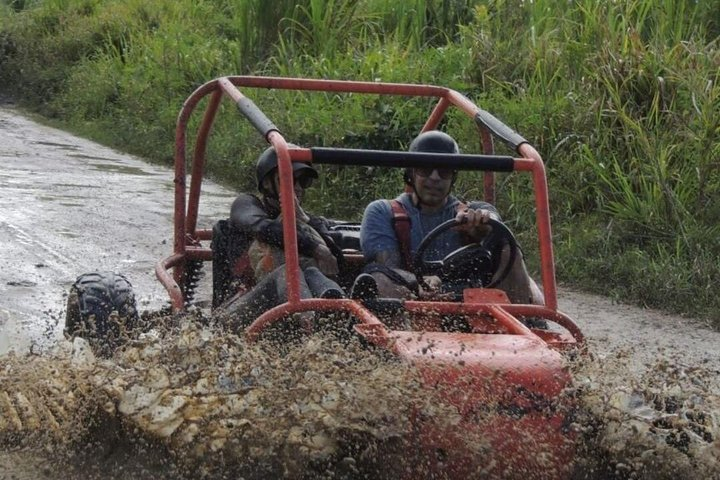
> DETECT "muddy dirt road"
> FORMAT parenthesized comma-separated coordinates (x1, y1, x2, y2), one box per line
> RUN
(1, 103, 719, 479)
(0, 104, 236, 356)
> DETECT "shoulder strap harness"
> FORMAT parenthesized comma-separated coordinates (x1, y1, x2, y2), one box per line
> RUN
(389, 199, 467, 272)
(389, 200, 412, 270)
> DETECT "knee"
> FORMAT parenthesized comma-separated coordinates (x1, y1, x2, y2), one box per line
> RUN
(304, 266, 322, 276)
(371, 271, 414, 299)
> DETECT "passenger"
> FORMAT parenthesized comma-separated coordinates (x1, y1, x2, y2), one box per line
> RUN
(214, 146, 345, 330)
(356, 130, 544, 305)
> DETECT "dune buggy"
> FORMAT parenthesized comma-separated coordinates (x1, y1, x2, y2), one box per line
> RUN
(65, 76, 585, 478)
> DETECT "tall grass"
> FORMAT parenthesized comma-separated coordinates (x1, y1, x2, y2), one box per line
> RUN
(0, 0, 718, 323)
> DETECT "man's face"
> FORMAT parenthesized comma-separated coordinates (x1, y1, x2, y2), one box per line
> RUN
(270, 171, 314, 203)
(412, 168, 454, 209)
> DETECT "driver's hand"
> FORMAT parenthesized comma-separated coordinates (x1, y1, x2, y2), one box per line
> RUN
(422, 275, 442, 292)
(313, 243, 339, 276)
(454, 208, 496, 239)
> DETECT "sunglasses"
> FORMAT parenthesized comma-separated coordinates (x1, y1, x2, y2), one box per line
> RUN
(293, 173, 314, 189)
(414, 167, 456, 180)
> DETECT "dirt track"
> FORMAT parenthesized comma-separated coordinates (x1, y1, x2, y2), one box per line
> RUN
(1, 103, 719, 478)
(0, 104, 235, 356)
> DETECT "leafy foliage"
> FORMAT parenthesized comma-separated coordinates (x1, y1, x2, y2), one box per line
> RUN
(0, 0, 718, 323)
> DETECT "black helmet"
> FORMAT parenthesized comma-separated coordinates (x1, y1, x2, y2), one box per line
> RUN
(408, 130, 460, 154)
(404, 130, 459, 185)
(256, 145, 318, 195)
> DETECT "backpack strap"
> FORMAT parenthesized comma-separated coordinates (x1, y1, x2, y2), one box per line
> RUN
(389, 199, 413, 270)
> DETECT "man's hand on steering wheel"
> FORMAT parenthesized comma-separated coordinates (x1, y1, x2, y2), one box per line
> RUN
(454, 207, 499, 241)
(413, 215, 519, 290)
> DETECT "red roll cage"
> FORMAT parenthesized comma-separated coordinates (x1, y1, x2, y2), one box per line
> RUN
(156, 76, 582, 346)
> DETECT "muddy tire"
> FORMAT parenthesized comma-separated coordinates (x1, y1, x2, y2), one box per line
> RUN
(181, 259, 204, 307)
(64, 271, 139, 357)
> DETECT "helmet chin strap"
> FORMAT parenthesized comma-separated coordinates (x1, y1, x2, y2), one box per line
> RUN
(270, 180, 279, 199)
(406, 169, 427, 209)
(261, 172, 280, 199)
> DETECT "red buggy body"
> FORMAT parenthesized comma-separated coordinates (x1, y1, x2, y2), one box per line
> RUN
(157, 76, 585, 478)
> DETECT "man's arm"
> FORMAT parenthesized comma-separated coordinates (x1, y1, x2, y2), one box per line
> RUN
(360, 200, 404, 267)
(359, 200, 421, 297)
(229, 193, 326, 259)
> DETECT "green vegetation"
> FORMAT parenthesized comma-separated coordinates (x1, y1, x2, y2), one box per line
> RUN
(1, 0, 718, 325)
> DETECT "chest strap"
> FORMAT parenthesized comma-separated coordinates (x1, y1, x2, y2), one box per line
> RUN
(389, 200, 412, 270)
(389, 199, 468, 272)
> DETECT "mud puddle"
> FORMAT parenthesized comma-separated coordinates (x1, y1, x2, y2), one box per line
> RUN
(0, 104, 234, 356)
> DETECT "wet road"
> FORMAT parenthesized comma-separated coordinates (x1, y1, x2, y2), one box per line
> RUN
(0, 103, 719, 379)
(0, 104, 235, 355)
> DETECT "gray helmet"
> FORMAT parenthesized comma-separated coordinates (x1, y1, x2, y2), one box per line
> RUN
(404, 130, 459, 185)
(255, 146, 318, 195)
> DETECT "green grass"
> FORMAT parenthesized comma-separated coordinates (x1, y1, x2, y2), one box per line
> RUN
(1, 0, 718, 325)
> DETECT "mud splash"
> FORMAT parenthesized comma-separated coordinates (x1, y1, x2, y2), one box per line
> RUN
(571, 349, 720, 479)
(1, 317, 718, 479)
(0, 315, 485, 479)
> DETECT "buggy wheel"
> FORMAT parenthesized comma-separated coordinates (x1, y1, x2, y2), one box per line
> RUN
(64, 271, 139, 357)
(181, 258, 204, 307)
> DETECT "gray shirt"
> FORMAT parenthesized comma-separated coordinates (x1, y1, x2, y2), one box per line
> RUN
(360, 192, 498, 263)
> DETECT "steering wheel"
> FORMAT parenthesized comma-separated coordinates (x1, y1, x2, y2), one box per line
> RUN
(412, 217, 519, 289)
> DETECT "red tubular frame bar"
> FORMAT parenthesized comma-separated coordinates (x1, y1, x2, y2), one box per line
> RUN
(160, 75, 562, 328)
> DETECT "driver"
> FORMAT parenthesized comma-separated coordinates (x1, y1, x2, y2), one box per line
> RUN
(357, 130, 543, 304)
